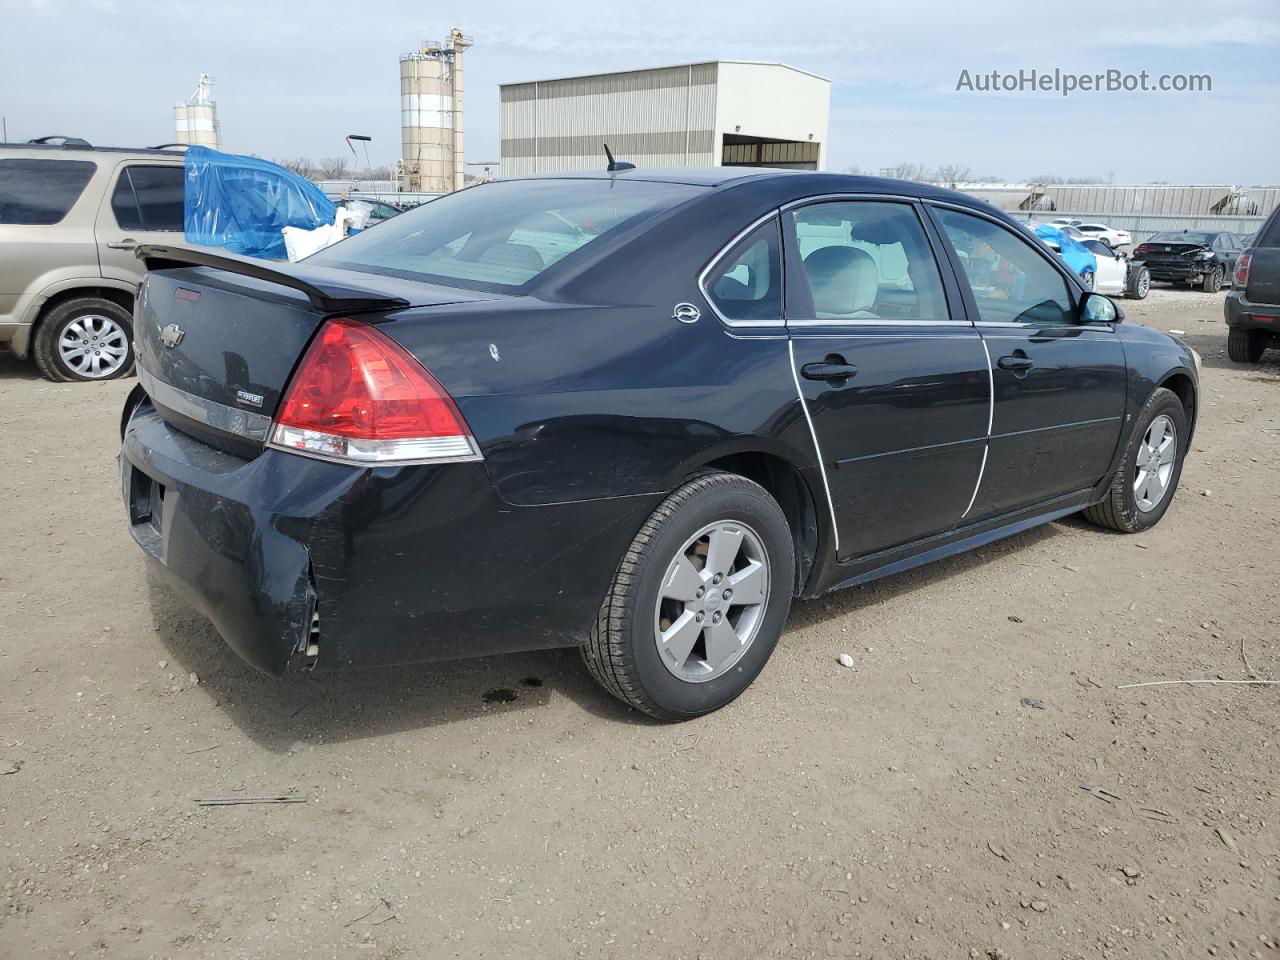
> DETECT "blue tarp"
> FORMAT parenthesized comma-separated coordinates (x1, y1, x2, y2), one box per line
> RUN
(184, 147, 336, 260)
(1032, 223, 1097, 280)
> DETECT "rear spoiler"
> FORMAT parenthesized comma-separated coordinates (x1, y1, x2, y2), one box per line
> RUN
(135, 245, 410, 314)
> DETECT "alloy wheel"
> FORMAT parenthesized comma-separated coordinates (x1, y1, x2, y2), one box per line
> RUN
(653, 520, 770, 682)
(57, 314, 129, 378)
(1133, 414, 1177, 512)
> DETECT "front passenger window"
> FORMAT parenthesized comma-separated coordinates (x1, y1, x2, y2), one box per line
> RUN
(936, 210, 1074, 326)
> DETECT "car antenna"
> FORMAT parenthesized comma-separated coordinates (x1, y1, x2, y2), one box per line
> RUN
(604, 143, 635, 173)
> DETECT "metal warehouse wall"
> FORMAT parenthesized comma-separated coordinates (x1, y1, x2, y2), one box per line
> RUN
(960, 183, 1279, 218)
(500, 64, 719, 176)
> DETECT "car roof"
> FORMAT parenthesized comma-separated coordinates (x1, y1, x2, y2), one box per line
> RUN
(0, 142, 186, 159)
(514, 166, 990, 205)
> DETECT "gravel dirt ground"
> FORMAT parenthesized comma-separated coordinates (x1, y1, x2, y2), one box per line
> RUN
(1, 287, 1277, 960)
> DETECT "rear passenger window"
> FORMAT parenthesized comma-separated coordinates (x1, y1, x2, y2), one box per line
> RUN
(0, 158, 96, 225)
(111, 166, 184, 231)
(703, 218, 782, 323)
(788, 201, 949, 322)
(936, 209, 1074, 326)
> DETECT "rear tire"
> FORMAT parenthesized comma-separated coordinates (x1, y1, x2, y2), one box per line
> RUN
(32, 297, 135, 382)
(1124, 266, 1150, 300)
(581, 473, 795, 721)
(1083, 387, 1187, 533)
(1227, 326, 1267, 363)
(1201, 265, 1224, 293)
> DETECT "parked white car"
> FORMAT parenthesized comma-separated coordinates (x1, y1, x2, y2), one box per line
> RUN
(1047, 217, 1083, 228)
(1076, 222, 1133, 249)
(1079, 238, 1149, 298)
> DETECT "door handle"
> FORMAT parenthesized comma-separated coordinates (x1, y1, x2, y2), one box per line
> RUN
(997, 355, 1035, 372)
(801, 361, 859, 382)
(106, 239, 137, 250)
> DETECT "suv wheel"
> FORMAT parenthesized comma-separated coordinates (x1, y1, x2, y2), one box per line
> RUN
(1083, 387, 1187, 533)
(1081, 271, 1095, 291)
(33, 297, 135, 382)
(582, 473, 795, 721)
(1227, 327, 1267, 363)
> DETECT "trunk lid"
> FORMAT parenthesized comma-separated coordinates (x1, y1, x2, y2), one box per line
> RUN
(1137, 242, 1206, 261)
(135, 253, 497, 455)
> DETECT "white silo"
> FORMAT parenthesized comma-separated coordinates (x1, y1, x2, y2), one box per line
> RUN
(174, 74, 220, 149)
(400, 28, 471, 193)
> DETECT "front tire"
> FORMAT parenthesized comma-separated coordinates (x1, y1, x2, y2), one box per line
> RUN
(582, 473, 795, 721)
(32, 297, 135, 382)
(1083, 387, 1187, 533)
(1202, 265, 1224, 293)
(1227, 327, 1267, 363)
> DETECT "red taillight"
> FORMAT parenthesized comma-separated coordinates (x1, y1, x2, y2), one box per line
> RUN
(270, 318, 478, 464)
(1234, 253, 1252, 288)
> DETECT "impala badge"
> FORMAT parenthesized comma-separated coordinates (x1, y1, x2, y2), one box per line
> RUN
(236, 389, 264, 408)
(672, 303, 701, 324)
(159, 323, 185, 348)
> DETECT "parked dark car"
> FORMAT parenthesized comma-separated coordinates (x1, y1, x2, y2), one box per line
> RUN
(1131, 230, 1241, 292)
(119, 169, 1199, 720)
(1225, 208, 1280, 362)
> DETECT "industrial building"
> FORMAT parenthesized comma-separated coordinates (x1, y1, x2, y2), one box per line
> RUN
(499, 61, 830, 177)
(173, 74, 220, 149)
(399, 28, 471, 193)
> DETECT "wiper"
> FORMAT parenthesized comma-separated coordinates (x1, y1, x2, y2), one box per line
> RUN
(135, 245, 411, 314)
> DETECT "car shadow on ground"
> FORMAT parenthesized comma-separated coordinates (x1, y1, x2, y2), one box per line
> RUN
(0, 352, 44, 381)
(1174, 327, 1280, 373)
(147, 522, 1064, 753)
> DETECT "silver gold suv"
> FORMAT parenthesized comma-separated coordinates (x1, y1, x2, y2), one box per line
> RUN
(0, 138, 187, 381)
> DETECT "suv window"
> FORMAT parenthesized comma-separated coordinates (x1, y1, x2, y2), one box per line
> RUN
(111, 165, 184, 231)
(703, 218, 782, 323)
(0, 158, 97, 225)
(789, 201, 948, 321)
(936, 209, 1074, 325)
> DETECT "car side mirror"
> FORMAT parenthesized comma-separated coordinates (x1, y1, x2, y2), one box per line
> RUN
(1081, 291, 1123, 325)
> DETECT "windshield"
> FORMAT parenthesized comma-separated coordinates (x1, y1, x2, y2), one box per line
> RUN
(1149, 232, 1212, 245)
(310, 178, 703, 292)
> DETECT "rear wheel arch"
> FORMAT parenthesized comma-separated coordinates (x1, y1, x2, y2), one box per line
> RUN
(26, 285, 135, 355)
(695, 450, 820, 597)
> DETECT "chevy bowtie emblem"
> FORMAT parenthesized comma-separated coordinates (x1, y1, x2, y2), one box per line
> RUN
(159, 324, 185, 348)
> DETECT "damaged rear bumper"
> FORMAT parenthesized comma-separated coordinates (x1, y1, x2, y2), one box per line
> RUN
(121, 403, 334, 675)
(120, 402, 661, 676)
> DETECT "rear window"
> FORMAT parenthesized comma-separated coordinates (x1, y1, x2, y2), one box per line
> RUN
(1258, 214, 1280, 248)
(309, 178, 702, 292)
(1148, 232, 1211, 245)
(0, 158, 97, 225)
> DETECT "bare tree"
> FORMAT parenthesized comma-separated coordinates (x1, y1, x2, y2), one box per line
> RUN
(881, 162, 930, 182)
(844, 164, 863, 175)
(274, 156, 314, 178)
(933, 163, 972, 188)
(1027, 173, 1105, 185)
(365, 165, 395, 181)
(317, 157, 350, 179)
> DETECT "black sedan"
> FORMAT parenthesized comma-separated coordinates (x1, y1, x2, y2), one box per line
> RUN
(120, 168, 1200, 720)
(1132, 230, 1241, 292)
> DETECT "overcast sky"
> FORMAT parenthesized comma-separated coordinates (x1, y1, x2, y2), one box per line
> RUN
(3, 0, 1277, 184)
